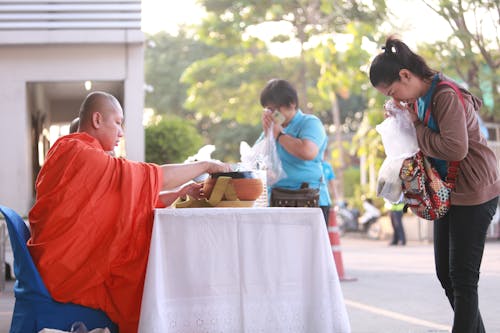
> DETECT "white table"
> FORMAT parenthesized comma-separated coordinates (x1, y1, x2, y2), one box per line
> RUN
(138, 207, 350, 333)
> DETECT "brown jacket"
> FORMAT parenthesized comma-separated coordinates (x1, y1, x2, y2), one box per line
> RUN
(413, 74, 500, 205)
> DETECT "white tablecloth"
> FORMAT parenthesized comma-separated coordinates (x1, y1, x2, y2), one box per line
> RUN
(138, 207, 350, 333)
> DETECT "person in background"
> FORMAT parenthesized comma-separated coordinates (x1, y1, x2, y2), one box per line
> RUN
(358, 198, 381, 228)
(385, 199, 406, 246)
(28, 91, 231, 333)
(370, 36, 500, 333)
(69, 117, 79, 134)
(259, 79, 331, 213)
(321, 150, 337, 226)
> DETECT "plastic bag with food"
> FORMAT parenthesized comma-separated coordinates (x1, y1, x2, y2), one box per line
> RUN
(240, 128, 286, 186)
(375, 102, 419, 202)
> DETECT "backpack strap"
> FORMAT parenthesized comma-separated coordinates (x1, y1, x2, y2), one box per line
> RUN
(432, 80, 466, 186)
(435, 81, 466, 110)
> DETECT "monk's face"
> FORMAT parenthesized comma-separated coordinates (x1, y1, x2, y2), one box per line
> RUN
(97, 102, 124, 152)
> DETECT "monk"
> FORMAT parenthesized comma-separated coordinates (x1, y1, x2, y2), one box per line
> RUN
(28, 91, 230, 333)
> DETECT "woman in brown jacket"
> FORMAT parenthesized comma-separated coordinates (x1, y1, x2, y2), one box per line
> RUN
(369, 36, 500, 333)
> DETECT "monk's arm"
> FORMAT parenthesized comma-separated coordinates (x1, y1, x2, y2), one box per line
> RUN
(159, 160, 230, 190)
(158, 183, 203, 207)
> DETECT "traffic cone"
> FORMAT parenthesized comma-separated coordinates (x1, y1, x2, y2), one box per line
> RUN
(328, 209, 356, 282)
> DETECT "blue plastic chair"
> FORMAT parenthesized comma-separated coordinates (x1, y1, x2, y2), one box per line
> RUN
(0, 205, 118, 333)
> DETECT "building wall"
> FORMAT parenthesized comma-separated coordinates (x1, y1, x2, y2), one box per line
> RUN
(0, 42, 144, 215)
(0, 0, 144, 215)
(0, 1, 141, 31)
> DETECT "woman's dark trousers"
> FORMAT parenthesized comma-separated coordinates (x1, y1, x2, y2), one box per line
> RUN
(434, 197, 498, 333)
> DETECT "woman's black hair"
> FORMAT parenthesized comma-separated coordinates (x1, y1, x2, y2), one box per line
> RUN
(369, 36, 435, 87)
(260, 79, 299, 108)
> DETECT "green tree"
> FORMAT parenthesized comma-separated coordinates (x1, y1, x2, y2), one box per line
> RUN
(314, 21, 382, 196)
(179, 0, 389, 165)
(420, 0, 499, 119)
(198, 0, 387, 112)
(144, 0, 394, 199)
(181, 51, 291, 126)
(208, 120, 262, 163)
(351, 105, 386, 195)
(144, 30, 218, 118)
(145, 116, 203, 164)
(342, 166, 361, 200)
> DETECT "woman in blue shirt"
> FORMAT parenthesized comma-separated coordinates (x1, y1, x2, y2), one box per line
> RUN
(260, 79, 331, 222)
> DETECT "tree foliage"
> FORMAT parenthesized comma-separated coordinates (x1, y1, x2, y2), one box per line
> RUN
(197, 0, 387, 111)
(181, 51, 291, 126)
(144, 30, 218, 118)
(142, 0, 499, 202)
(420, 0, 499, 119)
(314, 22, 377, 132)
(208, 120, 263, 163)
(145, 116, 203, 164)
(351, 106, 386, 191)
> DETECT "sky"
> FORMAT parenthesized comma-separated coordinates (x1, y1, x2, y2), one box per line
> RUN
(141, 0, 205, 35)
(141, 0, 453, 52)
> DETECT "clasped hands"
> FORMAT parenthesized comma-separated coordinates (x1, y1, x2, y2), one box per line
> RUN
(261, 108, 283, 139)
(383, 99, 418, 123)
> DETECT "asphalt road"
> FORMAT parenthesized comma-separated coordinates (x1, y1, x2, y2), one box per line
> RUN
(339, 235, 500, 333)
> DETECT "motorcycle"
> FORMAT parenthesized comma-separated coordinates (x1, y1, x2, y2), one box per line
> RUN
(335, 199, 382, 240)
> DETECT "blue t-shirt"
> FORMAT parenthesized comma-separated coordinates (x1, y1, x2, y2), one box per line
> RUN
(322, 160, 335, 181)
(261, 110, 330, 206)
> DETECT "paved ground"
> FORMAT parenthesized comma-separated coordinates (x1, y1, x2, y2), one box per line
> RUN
(1, 235, 499, 333)
(339, 235, 500, 333)
(0, 279, 14, 333)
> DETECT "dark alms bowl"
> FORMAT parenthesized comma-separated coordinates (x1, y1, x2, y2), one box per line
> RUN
(209, 171, 257, 179)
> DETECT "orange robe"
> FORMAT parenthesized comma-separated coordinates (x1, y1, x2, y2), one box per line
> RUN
(28, 133, 163, 333)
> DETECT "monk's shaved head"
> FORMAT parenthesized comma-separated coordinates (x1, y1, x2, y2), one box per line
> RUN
(78, 91, 121, 127)
(77, 91, 124, 151)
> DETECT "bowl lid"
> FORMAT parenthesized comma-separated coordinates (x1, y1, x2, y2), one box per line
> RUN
(210, 171, 257, 179)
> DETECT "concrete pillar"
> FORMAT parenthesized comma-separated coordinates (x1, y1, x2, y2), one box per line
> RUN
(0, 82, 32, 214)
(123, 43, 145, 162)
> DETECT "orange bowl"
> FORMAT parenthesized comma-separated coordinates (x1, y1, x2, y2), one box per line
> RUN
(204, 177, 263, 201)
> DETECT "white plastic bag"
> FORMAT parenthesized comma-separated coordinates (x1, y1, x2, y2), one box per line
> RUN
(376, 106, 418, 160)
(240, 128, 286, 186)
(375, 107, 419, 202)
(377, 156, 407, 202)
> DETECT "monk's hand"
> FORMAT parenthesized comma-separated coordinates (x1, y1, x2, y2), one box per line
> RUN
(205, 160, 232, 174)
(182, 182, 204, 200)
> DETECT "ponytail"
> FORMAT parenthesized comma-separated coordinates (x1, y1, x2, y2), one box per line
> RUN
(369, 36, 435, 87)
